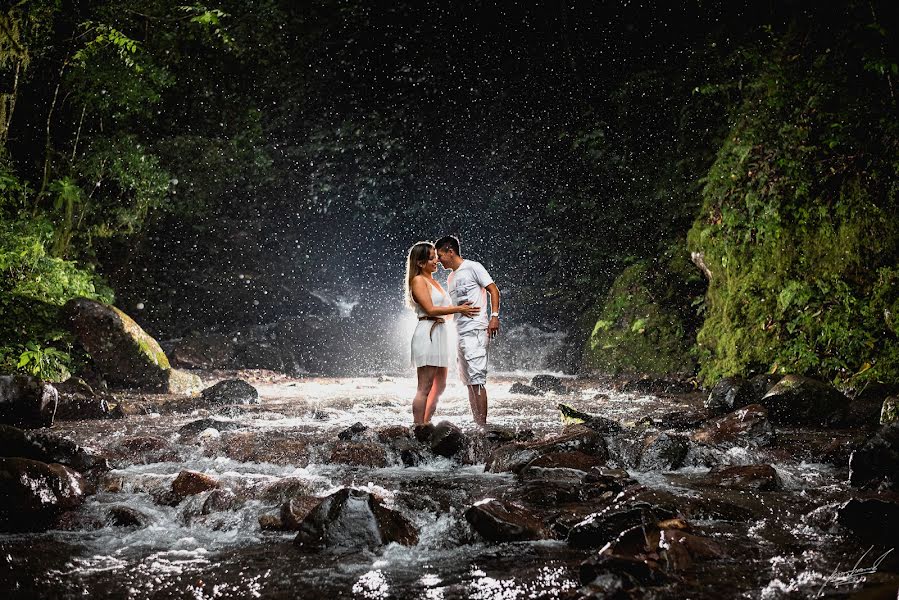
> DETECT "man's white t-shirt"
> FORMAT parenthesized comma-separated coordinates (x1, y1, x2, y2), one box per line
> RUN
(447, 259, 494, 335)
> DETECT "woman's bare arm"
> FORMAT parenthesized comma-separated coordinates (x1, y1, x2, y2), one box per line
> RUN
(411, 276, 479, 317)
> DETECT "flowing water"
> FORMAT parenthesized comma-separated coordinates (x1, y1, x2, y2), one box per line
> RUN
(1, 374, 895, 599)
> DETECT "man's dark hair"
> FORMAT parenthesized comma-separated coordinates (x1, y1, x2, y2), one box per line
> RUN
(434, 235, 461, 255)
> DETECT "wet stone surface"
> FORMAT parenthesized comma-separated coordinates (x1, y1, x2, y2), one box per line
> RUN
(0, 372, 896, 599)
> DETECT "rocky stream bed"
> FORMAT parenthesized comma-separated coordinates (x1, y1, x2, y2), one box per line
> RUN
(1, 371, 898, 599)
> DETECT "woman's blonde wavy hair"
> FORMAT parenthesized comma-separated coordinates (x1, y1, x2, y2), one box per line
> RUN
(405, 241, 435, 308)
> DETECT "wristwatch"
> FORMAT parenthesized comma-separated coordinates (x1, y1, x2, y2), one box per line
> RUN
(490, 312, 500, 319)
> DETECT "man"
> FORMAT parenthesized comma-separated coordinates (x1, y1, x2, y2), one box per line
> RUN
(434, 235, 500, 427)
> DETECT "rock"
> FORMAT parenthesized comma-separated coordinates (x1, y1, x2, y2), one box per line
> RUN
(849, 423, 899, 490)
(412, 423, 435, 444)
(201, 489, 239, 514)
(748, 374, 783, 401)
(699, 465, 783, 491)
(106, 505, 148, 527)
(526, 450, 606, 473)
(0, 424, 109, 472)
(705, 376, 753, 415)
(53, 377, 114, 420)
(0, 375, 58, 428)
(338, 422, 371, 441)
(199, 379, 259, 405)
(294, 488, 418, 551)
(637, 433, 689, 471)
(178, 419, 244, 438)
(760, 374, 849, 427)
(0, 457, 86, 530)
(64, 298, 201, 393)
(171, 470, 218, 499)
(836, 498, 899, 546)
(329, 441, 389, 468)
(464, 498, 556, 542)
(430, 420, 466, 458)
(376, 425, 410, 443)
(531, 374, 567, 394)
(691, 404, 775, 448)
(509, 382, 543, 396)
(486, 425, 606, 474)
(568, 505, 663, 549)
(219, 431, 309, 466)
(881, 397, 899, 425)
(657, 529, 726, 571)
(279, 496, 323, 530)
(258, 513, 284, 530)
(558, 403, 623, 433)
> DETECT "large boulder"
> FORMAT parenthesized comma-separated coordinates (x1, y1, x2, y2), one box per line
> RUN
(430, 421, 466, 458)
(760, 374, 849, 427)
(704, 376, 754, 416)
(485, 425, 606, 474)
(0, 424, 108, 472)
(64, 298, 201, 393)
(637, 433, 690, 471)
(294, 488, 418, 551)
(848, 423, 899, 490)
(465, 498, 556, 542)
(836, 498, 899, 546)
(691, 404, 776, 448)
(0, 375, 57, 428)
(0, 457, 87, 530)
(53, 378, 113, 420)
(199, 379, 259, 405)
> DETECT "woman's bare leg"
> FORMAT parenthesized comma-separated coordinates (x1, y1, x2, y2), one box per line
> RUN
(424, 367, 447, 423)
(413, 366, 437, 424)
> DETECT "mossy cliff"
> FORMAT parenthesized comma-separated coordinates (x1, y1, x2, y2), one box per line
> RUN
(687, 29, 899, 386)
(583, 248, 705, 377)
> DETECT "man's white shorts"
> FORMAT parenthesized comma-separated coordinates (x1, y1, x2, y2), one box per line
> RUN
(457, 329, 488, 386)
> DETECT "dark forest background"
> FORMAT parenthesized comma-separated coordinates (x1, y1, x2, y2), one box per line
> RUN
(1, 0, 897, 386)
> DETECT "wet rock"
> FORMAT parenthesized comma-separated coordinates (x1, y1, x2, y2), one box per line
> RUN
(65, 298, 201, 393)
(294, 488, 418, 551)
(178, 418, 243, 438)
(430, 420, 466, 458)
(509, 382, 543, 396)
(760, 374, 849, 427)
(748, 373, 783, 401)
(699, 465, 783, 491)
(527, 450, 606, 473)
(329, 441, 389, 468)
(219, 431, 310, 466)
(651, 409, 707, 431)
(657, 529, 727, 571)
(376, 425, 410, 443)
(202, 489, 239, 514)
(486, 425, 606, 474)
(200, 379, 259, 405)
(705, 376, 754, 416)
(558, 404, 623, 433)
(617, 377, 694, 395)
(464, 498, 556, 542)
(849, 423, 899, 490)
(107, 505, 148, 527)
(836, 498, 899, 546)
(171, 470, 218, 499)
(280, 496, 324, 530)
(531, 374, 567, 394)
(412, 422, 435, 444)
(691, 404, 775, 448)
(53, 377, 114, 420)
(637, 432, 689, 471)
(0, 375, 58, 428)
(259, 513, 284, 530)
(881, 397, 898, 425)
(0, 457, 86, 530)
(568, 505, 663, 549)
(338, 422, 371, 441)
(579, 554, 668, 590)
(0, 424, 109, 472)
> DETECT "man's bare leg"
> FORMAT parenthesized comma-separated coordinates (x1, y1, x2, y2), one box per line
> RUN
(467, 384, 488, 427)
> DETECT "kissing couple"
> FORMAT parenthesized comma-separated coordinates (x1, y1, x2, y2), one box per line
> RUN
(405, 235, 500, 428)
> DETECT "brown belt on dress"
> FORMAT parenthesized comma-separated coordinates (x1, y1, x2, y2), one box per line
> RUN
(418, 316, 446, 341)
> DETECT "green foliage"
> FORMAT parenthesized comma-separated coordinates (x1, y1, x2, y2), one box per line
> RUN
(15, 342, 70, 381)
(583, 247, 705, 377)
(688, 23, 899, 386)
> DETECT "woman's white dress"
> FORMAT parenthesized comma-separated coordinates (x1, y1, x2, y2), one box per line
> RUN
(411, 282, 452, 368)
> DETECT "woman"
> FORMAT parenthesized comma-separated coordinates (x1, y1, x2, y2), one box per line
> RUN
(406, 241, 480, 424)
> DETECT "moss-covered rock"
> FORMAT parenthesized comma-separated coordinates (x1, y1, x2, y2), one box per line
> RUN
(582, 247, 704, 377)
(64, 298, 199, 393)
(687, 30, 899, 386)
